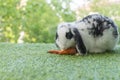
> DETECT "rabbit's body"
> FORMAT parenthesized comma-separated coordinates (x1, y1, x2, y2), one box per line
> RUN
(56, 14, 119, 55)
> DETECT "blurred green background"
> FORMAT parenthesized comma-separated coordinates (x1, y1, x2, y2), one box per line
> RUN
(0, 0, 120, 43)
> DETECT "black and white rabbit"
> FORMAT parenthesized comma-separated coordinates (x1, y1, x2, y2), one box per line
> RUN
(55, 14, 119, 55)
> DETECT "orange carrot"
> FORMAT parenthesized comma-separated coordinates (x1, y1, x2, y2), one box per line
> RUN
(48, 47, 77, 55)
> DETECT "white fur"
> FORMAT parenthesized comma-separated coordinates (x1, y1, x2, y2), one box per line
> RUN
(56, 14, 119, 54)
(56, 22, 76, 50)
(75, 22, 119, 53)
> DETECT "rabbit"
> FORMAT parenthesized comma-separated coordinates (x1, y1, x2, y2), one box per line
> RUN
(55, 14, 119, 55)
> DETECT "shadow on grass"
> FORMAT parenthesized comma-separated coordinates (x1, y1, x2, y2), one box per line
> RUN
(48, 44, 120, 58)
(48, 50, 119, 58)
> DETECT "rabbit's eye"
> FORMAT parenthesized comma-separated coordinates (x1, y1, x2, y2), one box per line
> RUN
(66, 30, 73, 39)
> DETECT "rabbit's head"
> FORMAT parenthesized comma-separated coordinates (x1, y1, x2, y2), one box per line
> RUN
(55, 22, 87, 55)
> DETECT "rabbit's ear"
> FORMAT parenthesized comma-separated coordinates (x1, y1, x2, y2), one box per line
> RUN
(72, 28, 87, 55)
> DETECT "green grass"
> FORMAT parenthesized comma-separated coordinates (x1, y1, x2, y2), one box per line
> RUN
(0, 43, 120, 80)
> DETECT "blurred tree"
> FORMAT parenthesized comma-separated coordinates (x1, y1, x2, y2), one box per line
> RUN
(0, 0, 75, 43)
(0, 0, 21, 43)
(50, 0, 75, 21)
